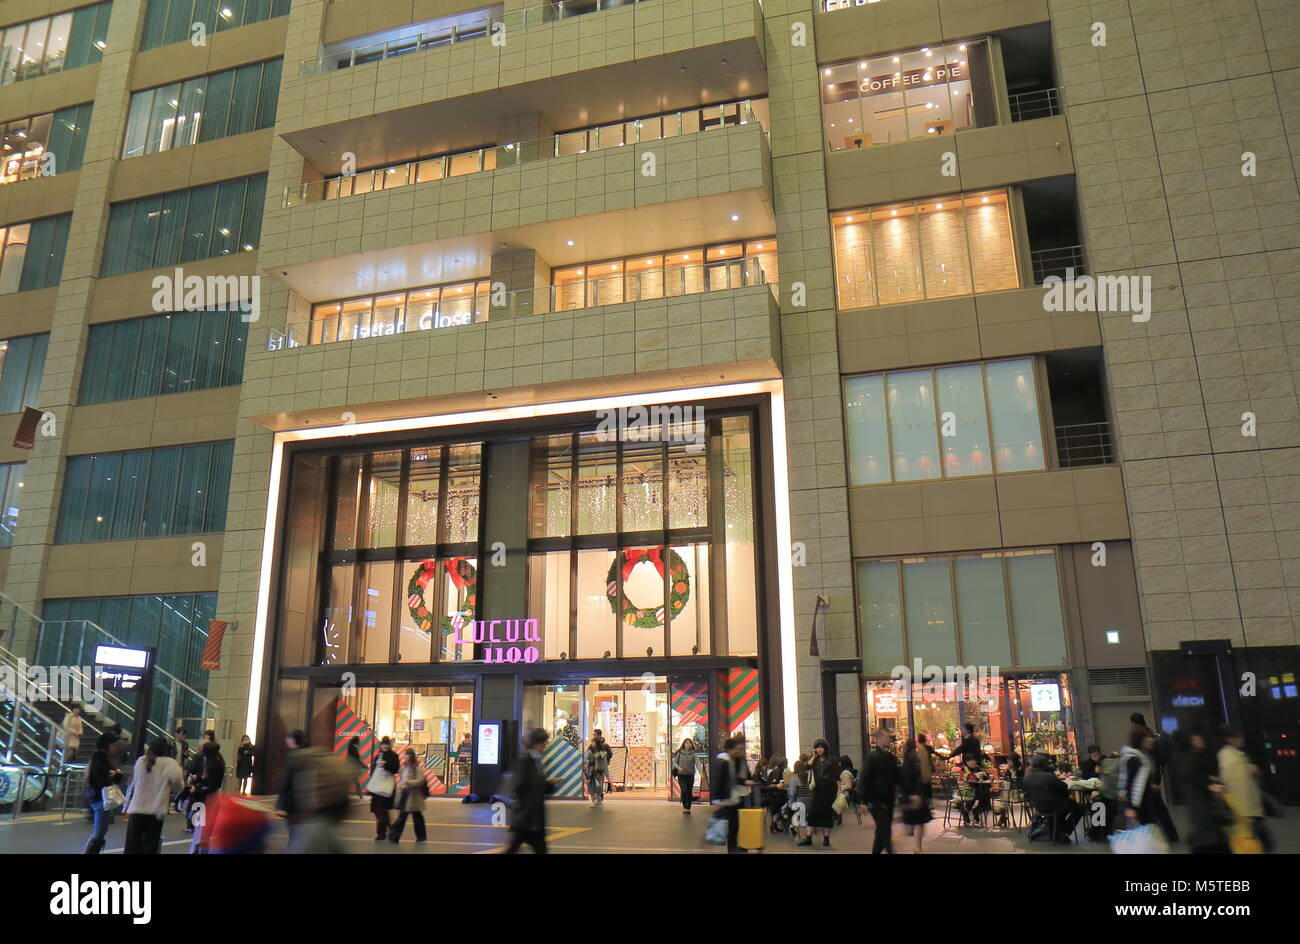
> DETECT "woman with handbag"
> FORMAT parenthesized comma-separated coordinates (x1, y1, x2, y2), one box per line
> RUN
(672, 738, 698, 814)
(122, 737, 184, 854)
(83, 733, 124, 854)
(899, 737, 933, 853)
(389, 748, 428, 842)
(798, 739, 840, 848)
(366, 736, 401, 840)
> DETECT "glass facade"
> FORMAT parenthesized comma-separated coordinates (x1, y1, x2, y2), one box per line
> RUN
(0, 215, 72, 293)
(856, 548, 1067, 675)
(0, 461, 24, 547)
(843, 357, 1044, 485)
(79, 310, 247, 404)
(821, 41, 989, 150)
(553, 240, 779, 311)
(831, 189, 1018, 309)
(527, 414, 758, 659)
(140, 0, 290, 50)
(55, 440, 234, 543)
(40, 592, 215, 733)
(1, 104, 92, 184)
(0, 333, 49, 413)
(100, 174, 267, 276)
(122, 59, 282, 158)
(306, 280, 493, 346)
(0, 3, 111, 85)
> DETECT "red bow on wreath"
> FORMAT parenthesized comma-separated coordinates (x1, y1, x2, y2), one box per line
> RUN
(445, 556, 473, 589)
(621, 547, 665, 581)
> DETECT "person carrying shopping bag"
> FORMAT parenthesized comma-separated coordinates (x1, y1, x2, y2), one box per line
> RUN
(389, 748, 428, 842)
(365, 736, 401, 840)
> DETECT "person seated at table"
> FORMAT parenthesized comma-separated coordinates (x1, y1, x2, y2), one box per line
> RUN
(1023, 752, 1084, 842)
(1003, 750, 1025, 784)
(1080, 745, 1104, 780)
(954, 756, 991, 825)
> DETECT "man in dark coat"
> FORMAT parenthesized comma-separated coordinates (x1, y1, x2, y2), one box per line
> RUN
(503, 728, 556, 854)
(949, 723, 983, 768)
(1023, 753, 1084, 841)
(861, 729, 900, 854)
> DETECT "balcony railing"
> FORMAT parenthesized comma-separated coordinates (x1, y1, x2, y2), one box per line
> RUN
(1008, 87, 1062, 123)
(1031, 244, 1085, 284)
(299, 0, 651, 76)
(283, 101, 765, 207)
(1055, 421, 1114, 468)
(268, 259, 776, 350)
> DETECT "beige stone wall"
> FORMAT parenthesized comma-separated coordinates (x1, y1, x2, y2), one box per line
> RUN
(1050, 0, 1300, 651)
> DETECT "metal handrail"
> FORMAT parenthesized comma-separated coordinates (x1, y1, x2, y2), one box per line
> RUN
(267, 259, 776, 349)
(283, 100, 764, 207)
(299, 0, 651, 76)
(1008, 87, 1061, 122)
(1054, 420, 1114, 468)
(1031, 244, 1086, 284)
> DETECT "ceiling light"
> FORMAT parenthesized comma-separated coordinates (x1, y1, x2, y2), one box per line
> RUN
(566, 239, 574, 246)
(823, 68, 832, 76)
(892, 56, 900, 63)
(730, 214, 739, 221)
(936, 203, 943, 209)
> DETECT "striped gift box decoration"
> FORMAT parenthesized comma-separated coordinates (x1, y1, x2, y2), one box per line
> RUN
(670, 679, 708, 726)
(334, 701, 377, 790)
(541, 737, 584, 798)
(725, 667, 760, 735)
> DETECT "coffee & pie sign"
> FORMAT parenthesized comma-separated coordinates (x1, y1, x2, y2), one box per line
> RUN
(860, 62, 963, 96)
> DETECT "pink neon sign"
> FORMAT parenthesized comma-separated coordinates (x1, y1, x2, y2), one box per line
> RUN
(452, 618, 542, 664)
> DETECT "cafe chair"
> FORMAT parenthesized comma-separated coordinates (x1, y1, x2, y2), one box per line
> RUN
(940, 777, 962, 827)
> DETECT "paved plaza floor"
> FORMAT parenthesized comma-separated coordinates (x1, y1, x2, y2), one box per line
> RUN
(2, 795, 1296, 854)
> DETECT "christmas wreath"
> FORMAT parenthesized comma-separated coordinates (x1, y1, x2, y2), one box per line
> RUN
(606, 547, 690, 629)
(406, 557, 476, 635)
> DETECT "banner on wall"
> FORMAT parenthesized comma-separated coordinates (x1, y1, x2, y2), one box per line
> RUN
(725, 667, 760, 734)
(671, 679, 708, 727)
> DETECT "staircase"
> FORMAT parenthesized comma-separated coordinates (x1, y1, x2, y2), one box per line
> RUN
(0, 591, 221, 815)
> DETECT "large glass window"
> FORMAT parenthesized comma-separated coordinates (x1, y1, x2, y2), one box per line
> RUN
(1, 104, 91, 184)
(821, 40, 987, 151)
(843, 357, 1043, 485)
(305, 280, 491, 346)
(0, 333, 49, 413)
(140, 0, 289, 50)
(55, 441, 234, 543)
(122, 59, 281, 158)
(79, 310, 246, 404)
(0, 461, 25, 547)
(0, 4, 110, 85)
(0, 215, 71, 293)
(100, 175, 266, 276)
(832, 190, 1017, 309)
(856, 548, 1067, 674)
(527, 411, 756, 660)
(318, 443, 483, 666)
(552, 240, 778, 312)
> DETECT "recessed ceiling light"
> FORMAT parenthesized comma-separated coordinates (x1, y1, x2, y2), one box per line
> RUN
(566, 239, 574, 246)
(823, 68, 832, 76)
(730, 214, 739, 221)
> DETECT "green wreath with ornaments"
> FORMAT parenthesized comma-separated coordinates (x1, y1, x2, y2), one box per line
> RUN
(606, 547, 690, 629)
(406, 557, 476, 635)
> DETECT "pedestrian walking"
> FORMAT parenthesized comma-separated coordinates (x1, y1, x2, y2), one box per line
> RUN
(1131, 713, 1179, 844)
(389, 748, 428, 842)
(899, 737, 933, 853)
(1173, 729, 1229, 855)
(235, 735, 256, 793)
(861, 728, 900, 854)
(188, 741, 225, 853)
(709, 736, 750, 854)
(366, 736, 400, 840)
(122, 737, 184, 854)
(1218, 724, 1273, 853)
(672, 737, 698, 813)
(277, 730, 351, 854)
(837, 754, 861, 826)
(503, 727, 556, 854)
(82, 733, 123, 854)
(64, 704, 84, 762)
(583, 736, 609, 807)
(345, 735, 367, 799)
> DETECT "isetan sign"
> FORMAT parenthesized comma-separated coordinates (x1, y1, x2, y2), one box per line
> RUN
(861, 62, 963, 95)
(822, 0, 881, 10)
(452, 618, 542, 664)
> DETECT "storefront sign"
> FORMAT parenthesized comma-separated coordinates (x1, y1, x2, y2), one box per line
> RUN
(871, 689, 899, 717)
(860, 62, 963, 96)
(93, 644, 151, 692)
(1029, 682, 1061, 712)
(822, 0, 880, 11)
(451, 618, 542, 664)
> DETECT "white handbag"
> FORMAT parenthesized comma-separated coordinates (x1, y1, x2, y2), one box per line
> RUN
(102, 784, 125, 812)
(366, 767, 395, 798)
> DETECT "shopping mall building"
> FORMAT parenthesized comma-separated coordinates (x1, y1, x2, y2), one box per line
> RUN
(0, 0, 1295, 800)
